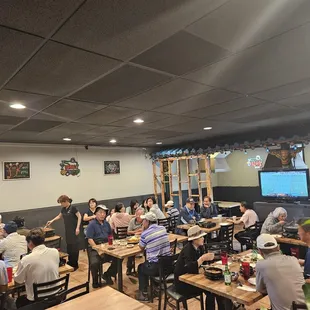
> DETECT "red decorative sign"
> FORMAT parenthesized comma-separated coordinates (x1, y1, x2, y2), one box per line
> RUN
(247, 155, 263, 169)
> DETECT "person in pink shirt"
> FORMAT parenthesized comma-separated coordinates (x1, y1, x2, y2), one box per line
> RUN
(110, 203, 133, 233)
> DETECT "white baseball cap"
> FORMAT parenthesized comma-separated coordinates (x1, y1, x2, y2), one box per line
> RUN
(140, 212, 157, 222)
(165, 200, 174, 207)
(256, 234, 278, 249)
(95, 205, 109, 213)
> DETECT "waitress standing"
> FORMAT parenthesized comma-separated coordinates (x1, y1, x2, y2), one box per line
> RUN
(46, 195, 82, 270)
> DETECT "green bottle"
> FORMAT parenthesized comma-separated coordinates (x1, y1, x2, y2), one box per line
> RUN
(252, 241, 258, 262)
(224, 264, 231, 286)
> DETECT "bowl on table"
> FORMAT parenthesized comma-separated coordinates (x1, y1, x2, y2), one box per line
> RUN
(127, 236, 140, 244)
(239, 265, 255, 277)
(203, 266, 223, 280)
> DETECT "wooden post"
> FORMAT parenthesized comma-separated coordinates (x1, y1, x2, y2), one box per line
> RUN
(196, 158, 203, 205)
(204, 155, 213, 200)
(160, 161, 166, 209)
(186, 158, 192, 198)
(152, 161, 158, 204)
(177, 159, 182, 208)
(168, 160, 173, 201)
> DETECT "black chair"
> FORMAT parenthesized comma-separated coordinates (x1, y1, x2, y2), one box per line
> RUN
(292, 301, 307, 310)
(53, 282, 90, 304)
(170, 238, 178, 255)
(218, 223, 234, 252)
(115, 226, 128, 239)
(44, 236, 61, 249)
(239, 221, 264, 251)
(160, 254, 204, 310)
(158, 219, 170, 232)
(33, 274, 69, 302)
(168, 216, 179, 233)
(0, 292, 5, 310)
(87, 246, 103, 285)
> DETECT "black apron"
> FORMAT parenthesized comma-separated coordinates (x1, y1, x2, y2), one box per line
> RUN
(61, 205, 78, 245)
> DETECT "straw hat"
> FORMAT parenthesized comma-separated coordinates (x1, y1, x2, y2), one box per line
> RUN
(187, 225, 207, 241)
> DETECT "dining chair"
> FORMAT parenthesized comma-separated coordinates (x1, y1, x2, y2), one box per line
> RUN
(292, 301, 307, 310)
(218, 223, 234, 252)
(115, 226, 128, 239)
(158, 219, 170, 232)
(168, 216, 179, 233)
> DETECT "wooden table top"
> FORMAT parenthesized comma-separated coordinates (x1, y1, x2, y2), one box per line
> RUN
(179, 251, 263, 306)
(215, 201, 241, 209)
(274, 236, 307, 247)
(177, 219, 222, 233)
(43, 227, 55, 232)
(94, 233, 188, 259)
(49, 286, 151, 310)
(45, 235, 61, 242)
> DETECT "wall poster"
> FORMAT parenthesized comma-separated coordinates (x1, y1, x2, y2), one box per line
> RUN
(60, 157, 81, 176)
(3, 161, 31, 180)
(104, 161, 120, 175)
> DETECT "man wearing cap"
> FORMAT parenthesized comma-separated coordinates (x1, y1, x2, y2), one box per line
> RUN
(178, 198, 200, 225)
(136, 212, 171, 302)
(0, 221, 27, 267)
(86, 205, 117, 288)
(175, 225, 227, 310)
(297, 218, 310, 282)
(165, 200, 180, 218)
(256, 234, 305, 310)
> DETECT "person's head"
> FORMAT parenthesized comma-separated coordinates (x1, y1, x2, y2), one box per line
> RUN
(298, 218, 310, 244)
(135, 208, 145, 223)
(143, 199, 148, 208)
(13, 216, 25, 228)
(57, 195, 72, 208)
(239, 201, 252, 213)
(141, 212, 157, 230)
(109, 208, 115, 217)
(186, 198, 195, 210)
(26, 228, 45, 251)
(203, 196, 212, 208)
(188, 225, 206, 248)
(256, 234, 279, 257)
(272, 207, 287, 222)
(146, 197, 155, 208)
(3, 221, 18, 237)
(95, 205, 109, 222)
(165, 200, 174, 208)
(115, 202, 125, 213)
(88, 198, 97, 210)
(130, 200, 139, 214)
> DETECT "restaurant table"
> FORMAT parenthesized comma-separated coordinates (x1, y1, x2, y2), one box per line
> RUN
(45, 235, 61, 243)
(215, 201, 241, 217)
(274, 236, 307, 247)
(93, 233, 188, 292)
(179, 251, 264, 306)
(48, 286, 151, 310)
(177, 218, 221, 234)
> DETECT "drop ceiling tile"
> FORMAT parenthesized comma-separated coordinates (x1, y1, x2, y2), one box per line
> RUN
(0, 115, 26, 125)
(145, 115, 200, 130)
(41, 122, 97, 135)
(108, 127, 152, 138)
(0, 131, 40, 142)
(186, 96, 268, 118)
(11, 119, 64, 132)
(186, 0, 310, 52)
(0, 124, 14, 133)
(0, 27, 43, 87)
(0, 0, 85, 37)
(82, 126, 124, 136)
(6, 41, 120, 96)
(77, 106, 141, 125)
(277, 92, 310, 108)
(53, 0, 229, 60)
(71, 65, 170, 104)
(115, 79, 212, 110)
(132, 31, 229, 75)
(161, 119, 220, 133)
(154, 89, 241, 115)
(185, 23, 310, 94)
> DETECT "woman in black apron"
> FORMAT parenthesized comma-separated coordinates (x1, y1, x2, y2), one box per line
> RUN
(46, 195, 82, 270)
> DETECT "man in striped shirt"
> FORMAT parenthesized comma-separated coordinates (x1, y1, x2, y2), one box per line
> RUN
(136, 212, 171, 302)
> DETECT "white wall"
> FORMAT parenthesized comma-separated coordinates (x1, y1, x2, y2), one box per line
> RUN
(0, 144, 153, 212)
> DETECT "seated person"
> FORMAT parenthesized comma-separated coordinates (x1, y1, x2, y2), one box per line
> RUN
(175, 225, 229, 310)
(200, 196, 218, 219)
(297, 218, 310, 281)
(147, 197, 166, 220)
(13, 216, 30, 237)
(136, 212, 171, 302)
(178, 198, 200, 225)
(256, 234, 305, 310)
(0, 260, 8, 292)
(165, 200, 180, 218)
(106, 208, 114, 224)
(86, 205, 117, 288)
(0, 221, 27, 267)
(261, 207, 287, 234)
(126, 208, 144, 275)
(126, 200, 139, 215)
(110, 202, 132, 234)
(228, 201, 259, 246)
(14, 228, 59, 309)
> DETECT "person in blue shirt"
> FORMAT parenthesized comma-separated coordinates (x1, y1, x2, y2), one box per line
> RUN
(297, 218, 310, 282)
(86, 205, 117, 288)
(178, 198, 200, 225)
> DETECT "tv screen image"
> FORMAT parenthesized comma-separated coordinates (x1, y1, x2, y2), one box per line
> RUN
(259, 169, 309, 199)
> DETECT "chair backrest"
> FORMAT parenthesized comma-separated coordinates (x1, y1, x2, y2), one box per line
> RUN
(170, 238, 177, 255)
(33, 274, 70, 302)
(255, 221, 264, 233)
(115, 226, 128, 239)
(292, 302, 307, 310)
(158, 254, 179, 291)
(218, 223, 234, 251)
(168, 216, 179, 232)
(44, 236, 61, 249)
(53, 282, 89, 304)
(158, 219, 169, 232)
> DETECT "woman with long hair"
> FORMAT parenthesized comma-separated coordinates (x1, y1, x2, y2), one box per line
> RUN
(126, 200, 139, 215)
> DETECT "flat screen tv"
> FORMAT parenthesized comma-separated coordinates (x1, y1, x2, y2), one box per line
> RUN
(258, 169, 310, 200)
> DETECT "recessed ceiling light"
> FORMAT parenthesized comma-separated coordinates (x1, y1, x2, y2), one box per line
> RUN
(63, 138, 71, 141)
(110, 139, 117, 143)
(156, 142, 162, 145)
(203, 127, 212, 130)
(10, 103, 26, 109)
(133, 118, 144, 124)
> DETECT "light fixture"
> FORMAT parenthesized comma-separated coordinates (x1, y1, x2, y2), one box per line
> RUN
(110, 139, 117, 144)
(203, 127, 212, 130)
(63, 138, 71, 141)
(10, 103, 26, 109)
(156, 142, 162, 145)
(133, 118, 144, 124)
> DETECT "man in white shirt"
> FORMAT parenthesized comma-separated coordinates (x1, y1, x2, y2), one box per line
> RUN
(14, 228, 59, 309)
(0, 221, 27, 267)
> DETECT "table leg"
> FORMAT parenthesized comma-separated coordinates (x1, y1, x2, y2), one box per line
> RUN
(117, 258, 124, 292)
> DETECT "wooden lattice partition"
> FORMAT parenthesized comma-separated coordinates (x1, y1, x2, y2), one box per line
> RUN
(152, 155, 213, 208)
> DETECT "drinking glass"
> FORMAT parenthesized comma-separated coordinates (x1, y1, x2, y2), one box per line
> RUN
(221, 251, 228, 265)
(242, 261, 250, 280)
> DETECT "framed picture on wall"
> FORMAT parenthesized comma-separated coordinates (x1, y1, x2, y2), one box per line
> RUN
(104, 161, 120, 175)
(3, 161, 31, 180)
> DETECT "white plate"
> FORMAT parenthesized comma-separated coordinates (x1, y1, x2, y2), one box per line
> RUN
(220, 222, 231, 226)
(271, 234, 282, 238)
(248, 277, 256, 286)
